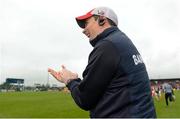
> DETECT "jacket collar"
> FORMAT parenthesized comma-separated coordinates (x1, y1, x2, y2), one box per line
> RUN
(90, 26, 119, 47)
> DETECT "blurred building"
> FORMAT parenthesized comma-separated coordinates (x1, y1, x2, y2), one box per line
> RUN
(6, 78, 24, 91)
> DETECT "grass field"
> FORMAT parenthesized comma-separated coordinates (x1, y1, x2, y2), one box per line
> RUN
(0, 91, 89, 118)
(0, 91, 179, 118)
(153, 90, 180, 118)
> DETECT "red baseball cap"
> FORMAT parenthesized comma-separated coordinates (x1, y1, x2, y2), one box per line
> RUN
(76, 7, 118, 28)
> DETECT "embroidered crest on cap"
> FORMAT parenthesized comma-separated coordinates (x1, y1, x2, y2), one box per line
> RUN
(97, 10, 105, 16)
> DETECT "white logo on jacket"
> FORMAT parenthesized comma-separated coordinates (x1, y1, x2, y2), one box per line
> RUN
(132, 54, 144, 65)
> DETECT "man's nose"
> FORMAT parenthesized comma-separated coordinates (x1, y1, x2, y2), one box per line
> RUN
(82, 29, 86, 35)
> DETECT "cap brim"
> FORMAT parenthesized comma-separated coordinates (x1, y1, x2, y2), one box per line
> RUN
(75, 18, 86, 28)
(75, 14, 93, 28)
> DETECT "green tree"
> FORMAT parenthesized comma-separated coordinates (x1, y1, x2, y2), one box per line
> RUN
(0, 82, 11, 91)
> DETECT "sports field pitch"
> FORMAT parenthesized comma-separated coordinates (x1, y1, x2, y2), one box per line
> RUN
(0, 91, 179, 118)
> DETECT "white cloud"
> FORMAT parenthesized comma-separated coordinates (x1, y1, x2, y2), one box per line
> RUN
(0, 0, 180, 85)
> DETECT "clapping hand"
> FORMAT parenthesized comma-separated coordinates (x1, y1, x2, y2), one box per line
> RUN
(48, 65, 78, 85)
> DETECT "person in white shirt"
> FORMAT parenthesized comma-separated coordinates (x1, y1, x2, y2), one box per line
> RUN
(163, 82, 173, 106)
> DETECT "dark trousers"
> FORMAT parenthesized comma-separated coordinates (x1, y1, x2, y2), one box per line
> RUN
(165, 93, 172, 106)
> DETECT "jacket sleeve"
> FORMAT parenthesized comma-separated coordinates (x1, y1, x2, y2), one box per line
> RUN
(67, 41, 119, 110)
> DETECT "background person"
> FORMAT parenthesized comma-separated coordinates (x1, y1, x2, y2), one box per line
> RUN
(48, 7, 156, 118)
(163, 82, 174, 106)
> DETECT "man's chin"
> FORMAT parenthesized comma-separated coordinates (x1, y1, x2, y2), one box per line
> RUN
(89, 37, 95, 41)
(89, 38, 93, 41)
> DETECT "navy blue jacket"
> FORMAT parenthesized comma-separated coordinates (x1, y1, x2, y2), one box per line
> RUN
(67, 26, 156, 118)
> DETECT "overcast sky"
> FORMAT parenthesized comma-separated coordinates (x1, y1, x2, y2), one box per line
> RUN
(0, 0, 180, 86)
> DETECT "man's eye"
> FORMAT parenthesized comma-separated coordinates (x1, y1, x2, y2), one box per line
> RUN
(85, 21, 88, 27)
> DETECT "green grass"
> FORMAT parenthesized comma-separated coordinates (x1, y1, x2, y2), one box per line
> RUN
(153, 90, 180, 118)
(0, 91, 89, 118)
(0, 91, 179, 118)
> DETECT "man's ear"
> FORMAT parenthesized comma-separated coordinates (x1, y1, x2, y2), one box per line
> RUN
(98, 16, 105, 26)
